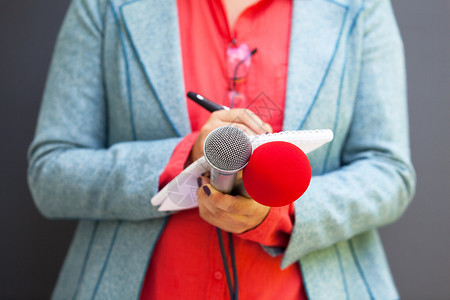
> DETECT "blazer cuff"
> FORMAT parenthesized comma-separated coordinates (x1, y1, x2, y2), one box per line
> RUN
(158, 131, 200, 190)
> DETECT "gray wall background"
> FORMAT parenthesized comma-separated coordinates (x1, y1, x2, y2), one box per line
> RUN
(0, 0, 449, 299)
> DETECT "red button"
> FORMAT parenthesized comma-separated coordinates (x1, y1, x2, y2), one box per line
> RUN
(214, 271, 223, 280)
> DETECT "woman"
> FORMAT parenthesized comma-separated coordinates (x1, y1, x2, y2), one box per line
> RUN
(28, 0, 416, 298)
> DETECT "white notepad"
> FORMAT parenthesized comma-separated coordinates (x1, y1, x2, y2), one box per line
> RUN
(151, 129, 333, 211)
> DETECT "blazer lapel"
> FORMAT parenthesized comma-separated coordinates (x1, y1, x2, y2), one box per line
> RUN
(283, 0, 349, 131)
(118, 0, 349, 135)
(120, 0, 190, 137)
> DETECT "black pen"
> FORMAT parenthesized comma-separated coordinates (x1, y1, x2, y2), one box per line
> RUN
(187, 91, 230, 112)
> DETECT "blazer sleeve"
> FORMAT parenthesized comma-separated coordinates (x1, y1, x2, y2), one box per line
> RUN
(281, 0, 416, 268)
(27, 0, 179, 221)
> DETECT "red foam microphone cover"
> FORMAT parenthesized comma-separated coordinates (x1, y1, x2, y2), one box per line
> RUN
(242, 141, 311, 207)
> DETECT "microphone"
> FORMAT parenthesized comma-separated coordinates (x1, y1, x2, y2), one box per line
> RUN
(203, 126, 253, 193)
(242, 141, 311, 207)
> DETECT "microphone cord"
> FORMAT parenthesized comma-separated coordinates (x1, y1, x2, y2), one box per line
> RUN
(216, 228, 238, 300)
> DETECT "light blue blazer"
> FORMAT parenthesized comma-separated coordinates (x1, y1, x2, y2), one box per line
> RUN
(28, 0, 416, 299)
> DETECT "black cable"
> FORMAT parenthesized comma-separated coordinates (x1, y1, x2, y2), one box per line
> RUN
(216, 228, 238, 300)
(228, 232, 239, 300)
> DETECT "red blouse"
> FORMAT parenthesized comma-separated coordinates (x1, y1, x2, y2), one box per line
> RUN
(140, 0, 307, 299)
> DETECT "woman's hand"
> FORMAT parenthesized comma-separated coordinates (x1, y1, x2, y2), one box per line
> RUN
(189, 109, 273, 163)
(196, 174, 270, 234)
(192, 108, 272, 233)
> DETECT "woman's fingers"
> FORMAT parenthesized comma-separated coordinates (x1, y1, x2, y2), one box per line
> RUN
(189, 108, 273, 164)
(196, 175, 270, 234)
(210, 109, 272, 135)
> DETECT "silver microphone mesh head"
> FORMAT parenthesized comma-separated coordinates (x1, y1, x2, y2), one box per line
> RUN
(204, 126, 253, 171)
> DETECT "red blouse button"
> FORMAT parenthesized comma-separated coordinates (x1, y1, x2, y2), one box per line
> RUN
(214, 271, 223, 280)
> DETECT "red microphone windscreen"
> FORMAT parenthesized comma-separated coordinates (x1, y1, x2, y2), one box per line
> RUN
(242, 141, 311, 207)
